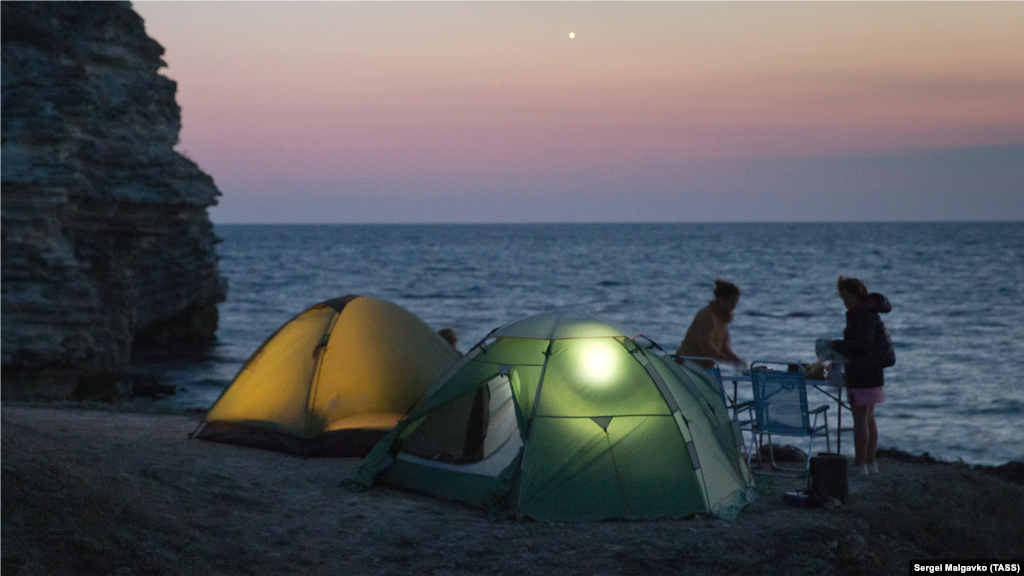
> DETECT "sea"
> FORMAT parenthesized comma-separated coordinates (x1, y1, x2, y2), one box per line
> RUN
(131, 222, 1024, 466)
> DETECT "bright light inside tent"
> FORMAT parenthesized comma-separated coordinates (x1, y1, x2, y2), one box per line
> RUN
(578, 340, 620, 386)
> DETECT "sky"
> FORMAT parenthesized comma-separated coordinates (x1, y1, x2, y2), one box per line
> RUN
(133, 1, 1024, 224)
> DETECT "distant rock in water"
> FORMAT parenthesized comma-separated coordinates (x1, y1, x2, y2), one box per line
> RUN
(1, 2, 227, 400)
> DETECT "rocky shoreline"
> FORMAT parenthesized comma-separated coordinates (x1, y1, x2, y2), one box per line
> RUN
(874, 448, 1024, 486)
(2, 406, 1022, 576)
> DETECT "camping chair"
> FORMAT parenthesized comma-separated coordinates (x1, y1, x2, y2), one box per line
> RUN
(672, 355, 730, 410)
(737, 361, 830, 476)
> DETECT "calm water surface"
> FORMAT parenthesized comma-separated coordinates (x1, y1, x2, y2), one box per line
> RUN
(132, 223, 1024, 466)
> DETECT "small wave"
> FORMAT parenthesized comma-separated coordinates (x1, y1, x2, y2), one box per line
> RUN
(399, 293, 474, 300)
(195, 378, 231, 388)
(970, 402, 1024, 416)
(598, 280, 624, 287)
(744, 311, 813, 318)
(891, 412, 920, 420)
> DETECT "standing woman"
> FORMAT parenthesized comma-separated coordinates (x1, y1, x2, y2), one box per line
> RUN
(830, 276, 895, 475)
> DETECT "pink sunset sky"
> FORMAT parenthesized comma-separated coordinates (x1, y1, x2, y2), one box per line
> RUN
(133, 1, 1024, 223)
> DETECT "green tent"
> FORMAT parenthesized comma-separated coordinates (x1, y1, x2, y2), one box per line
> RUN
(348, 310, 757, 521)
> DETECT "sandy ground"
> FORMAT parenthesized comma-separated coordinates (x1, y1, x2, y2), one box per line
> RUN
(3, 406, 1021, 576)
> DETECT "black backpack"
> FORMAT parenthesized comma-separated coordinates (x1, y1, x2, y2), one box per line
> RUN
(861, 323, 896, 372)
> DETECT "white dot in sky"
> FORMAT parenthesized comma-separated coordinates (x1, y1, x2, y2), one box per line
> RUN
(569, 32, 575, 39)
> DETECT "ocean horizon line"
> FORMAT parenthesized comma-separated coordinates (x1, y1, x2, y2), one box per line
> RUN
(212, 219, 1024, 227)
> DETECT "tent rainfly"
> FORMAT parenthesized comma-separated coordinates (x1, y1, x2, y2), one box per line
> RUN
(347, 310, 757, 521)
(195, 295, 460, 456)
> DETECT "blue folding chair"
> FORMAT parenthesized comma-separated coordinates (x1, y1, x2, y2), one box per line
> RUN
(738, 360, 830, 475)
(672, 355, 728, 409)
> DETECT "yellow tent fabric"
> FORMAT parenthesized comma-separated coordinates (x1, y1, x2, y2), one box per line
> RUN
(196, 295, 460, 456)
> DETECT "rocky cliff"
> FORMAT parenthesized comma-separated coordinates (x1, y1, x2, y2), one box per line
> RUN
(1, 2, 227, 399)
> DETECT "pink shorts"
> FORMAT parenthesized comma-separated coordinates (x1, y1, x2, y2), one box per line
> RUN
(847, 386, 885, 407)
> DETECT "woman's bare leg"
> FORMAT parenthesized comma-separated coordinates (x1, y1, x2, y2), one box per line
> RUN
(851, 405, 869, 467)
(865, 405, 878, 465)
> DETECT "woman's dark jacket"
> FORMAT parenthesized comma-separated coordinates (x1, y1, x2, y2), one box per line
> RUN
(831, 293, 894, 389)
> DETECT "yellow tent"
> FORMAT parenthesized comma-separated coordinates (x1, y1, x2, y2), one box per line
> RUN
(195, 295, 461, 456)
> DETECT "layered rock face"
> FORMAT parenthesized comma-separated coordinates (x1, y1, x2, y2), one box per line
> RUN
(1, 2, 227, 399)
